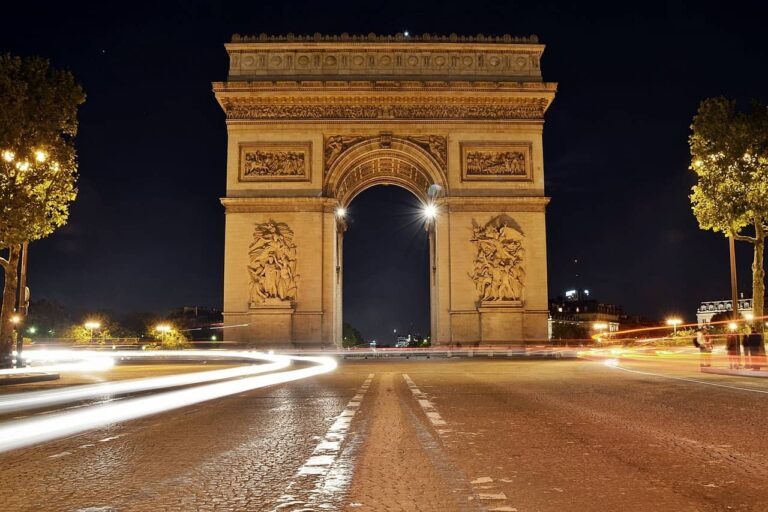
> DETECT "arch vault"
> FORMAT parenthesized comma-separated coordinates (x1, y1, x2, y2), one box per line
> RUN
(214, 33, 557, 346)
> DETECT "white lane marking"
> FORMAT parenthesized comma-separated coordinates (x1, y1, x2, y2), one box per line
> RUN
(48, 451, 72, 459)
(479, 493, 508, 500)
(402, 374, 448, 430)
(293, 374, 373, 478)
(609, 363, 768, 395)
(275, 373, 374, 509)
(98, 434, 125, 443)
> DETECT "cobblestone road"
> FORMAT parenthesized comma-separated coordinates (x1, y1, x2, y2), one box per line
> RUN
(2, 357, 768, 511)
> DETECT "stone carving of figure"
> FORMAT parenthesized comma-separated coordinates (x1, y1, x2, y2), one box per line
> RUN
(469, 219, 525, 302)
(248, 221, 299, 304)
(325, 136, 368, 168)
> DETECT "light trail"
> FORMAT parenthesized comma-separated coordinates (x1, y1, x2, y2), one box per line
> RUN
(0, 354, 337, 453)
(605, 362, 768, 395)
(0, 350, 116, 376)
(0, 351, 290, 414)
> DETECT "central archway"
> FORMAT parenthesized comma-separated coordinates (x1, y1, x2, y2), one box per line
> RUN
(326, 137, 447, 346)
(341, 185, 431, 346)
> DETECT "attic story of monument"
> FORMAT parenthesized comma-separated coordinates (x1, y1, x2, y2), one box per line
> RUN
(213, 33, 557, 346)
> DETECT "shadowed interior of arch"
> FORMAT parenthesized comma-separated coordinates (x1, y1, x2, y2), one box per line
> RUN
(341, 185, 431, 347)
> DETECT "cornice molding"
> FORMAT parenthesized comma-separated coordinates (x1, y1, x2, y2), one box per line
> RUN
(217, 96, 553, 121)
(229, 32, 540, 45)
(213, 80, 557, 93)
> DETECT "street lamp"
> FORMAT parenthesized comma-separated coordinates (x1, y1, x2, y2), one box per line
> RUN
(666, 317, 683, 335)
(84, 321, 101, 342)
(423, 203, 437, 220)
(335, 207, 346, 218)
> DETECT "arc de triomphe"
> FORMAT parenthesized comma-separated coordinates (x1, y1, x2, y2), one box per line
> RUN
(213, 33, 557, 347)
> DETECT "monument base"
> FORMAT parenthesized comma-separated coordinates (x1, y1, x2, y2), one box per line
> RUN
(229, 299, 295, 346)
(478, 300, 523, 344)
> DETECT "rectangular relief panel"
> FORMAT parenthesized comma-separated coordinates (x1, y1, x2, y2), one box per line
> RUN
(239, 142, 312, 182)
(460, 142, 532, 182)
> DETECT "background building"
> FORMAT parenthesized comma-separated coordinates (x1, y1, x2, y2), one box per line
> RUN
(696, 295, 754, 325)
(548, 289, 622, 339)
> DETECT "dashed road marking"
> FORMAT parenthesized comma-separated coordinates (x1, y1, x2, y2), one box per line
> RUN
(48, 451, 72, 459)
(98, 434, 126, 443)
(274, 373, 374, 510)
(404, 375, 518, 510)
(402, 374, 448, 432)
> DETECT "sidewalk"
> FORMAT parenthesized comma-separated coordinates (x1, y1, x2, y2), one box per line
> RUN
(0, 372, 60, 386)
(701, 366, 768, 378)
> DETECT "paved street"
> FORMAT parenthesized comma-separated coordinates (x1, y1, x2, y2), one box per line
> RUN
(1, 356, 768, 511)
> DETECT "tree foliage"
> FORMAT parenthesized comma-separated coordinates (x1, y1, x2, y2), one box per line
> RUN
(66, 324, 113, 344)
(0, 54, 85, 247)
(342, 322, 365, 348)
(148, 325, 190, 350)
(690, 97, 768, 324)
(550, 322, 589, 341)
(0, 54, 84, 361)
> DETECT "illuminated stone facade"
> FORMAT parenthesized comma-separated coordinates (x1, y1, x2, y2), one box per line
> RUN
(214, 33, 557, 346)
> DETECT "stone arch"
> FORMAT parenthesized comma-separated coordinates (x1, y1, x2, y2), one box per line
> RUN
(324, 137, 448, 206)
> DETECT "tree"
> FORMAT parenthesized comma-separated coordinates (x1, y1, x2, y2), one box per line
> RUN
(551, 322, 589, 342)
(342, 322, 365, 348)
(0, 54, 85, 364)
(148, 324, 190, 350)
(690, 98, 768, 327)
(65, 323, 113, 344)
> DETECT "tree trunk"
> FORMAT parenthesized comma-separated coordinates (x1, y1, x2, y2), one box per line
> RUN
(0, 245, 21, 367)
(753, 223, 765, 332)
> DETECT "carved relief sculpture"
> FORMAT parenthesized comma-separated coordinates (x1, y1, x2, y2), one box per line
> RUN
(470, 218, 525, 302)
(324, 134, 447, 172)
(461, 143, 532, 181)
(248, 221, 299, 305)
(404, 135, 447, 168)
(239, 143, 311, 181)
(324, 135, 370, 168)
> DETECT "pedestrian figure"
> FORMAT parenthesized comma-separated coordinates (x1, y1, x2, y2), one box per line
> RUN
(744, 325, 764, 370)
(695, 329, 712, 368)
(726, 330, 741, 369)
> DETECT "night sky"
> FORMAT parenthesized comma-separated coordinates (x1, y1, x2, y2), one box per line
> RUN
(2, 0, 768, 342)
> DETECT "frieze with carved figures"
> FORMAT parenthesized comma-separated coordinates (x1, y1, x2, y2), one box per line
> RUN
(239, 143, 311, 182)
(461, 143, 532, 181)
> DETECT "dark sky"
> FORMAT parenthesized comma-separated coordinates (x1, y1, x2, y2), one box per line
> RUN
(2, 0, 768, 341)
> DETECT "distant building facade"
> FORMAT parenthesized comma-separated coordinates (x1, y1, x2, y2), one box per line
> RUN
(548, 289, 622, 339)
(696, 298, 753, 326)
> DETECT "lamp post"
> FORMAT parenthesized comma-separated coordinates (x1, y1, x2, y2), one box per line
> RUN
(3, 148, 53, 364)
(155, 324, 172, 343)
(84, 321, 101, 343)
(666, 317, 683, 335)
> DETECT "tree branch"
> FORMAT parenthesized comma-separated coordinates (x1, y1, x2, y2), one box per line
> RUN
(0, 256, 10, 272)
(732, 233, 758, 243)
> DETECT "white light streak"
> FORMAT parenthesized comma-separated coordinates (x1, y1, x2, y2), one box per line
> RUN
(0, 354, 336, 453)
(0, 351, 289, 414)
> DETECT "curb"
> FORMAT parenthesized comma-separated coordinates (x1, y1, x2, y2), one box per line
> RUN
(0, 373, 61, 386)
(701, 367, 768, 378)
